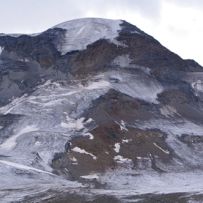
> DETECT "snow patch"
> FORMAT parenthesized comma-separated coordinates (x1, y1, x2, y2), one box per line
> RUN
(122, 139, 130, 143)
(18, 58, 30, 63)
(0, 46, 4, 55)
(192, 80, 203, 91)
(191, 80, 203, 95)
(81, 174, 99, 180)
(137, 156, 150, 160)
(85, 118, 94, 124)
(114, 143, 120, 153)
(61, 117, 86, 131)
(53, 18, 122, 55)
(117, 120, 128, 131)
(70, 156, 78, 165)
(72, 147, 97, 160)
(114, 155, 132, 164)
(104, 71, 163, 104)
(35, 141, 41, 146)
(70, 157, 77, 162)
(61, 117, 94, 132)
(0, 125, 39, 150)
(84, 132, 94, 140)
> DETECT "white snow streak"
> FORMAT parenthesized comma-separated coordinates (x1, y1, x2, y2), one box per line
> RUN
(153, 142, 170, 154)
(84, 80, 110, 90)
(72, 147, 97, 160)
(0, 160, 54, 175)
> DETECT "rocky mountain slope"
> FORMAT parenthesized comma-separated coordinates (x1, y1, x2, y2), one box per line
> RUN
(0, 18, 203, 203)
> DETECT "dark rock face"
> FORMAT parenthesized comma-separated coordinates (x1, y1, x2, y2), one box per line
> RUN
(0, 18, 203, 202)
(52, 122, 171, 178)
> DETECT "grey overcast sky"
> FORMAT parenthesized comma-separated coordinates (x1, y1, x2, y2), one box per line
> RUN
(0, 0, 202, 65)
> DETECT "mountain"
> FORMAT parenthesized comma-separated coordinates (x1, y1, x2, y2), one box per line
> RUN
(0, 18, 203, 203)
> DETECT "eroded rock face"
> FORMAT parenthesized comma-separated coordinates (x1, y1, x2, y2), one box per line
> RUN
(0, 18, 203, 202)
(52, 122, 172, 178)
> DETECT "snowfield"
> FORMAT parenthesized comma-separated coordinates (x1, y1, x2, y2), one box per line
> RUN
(53, 18, 123, 54)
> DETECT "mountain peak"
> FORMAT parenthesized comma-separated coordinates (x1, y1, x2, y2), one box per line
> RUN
(0, 17, 203, 202)
(52, 18, 123, 54)
(53, 17, 122, 27)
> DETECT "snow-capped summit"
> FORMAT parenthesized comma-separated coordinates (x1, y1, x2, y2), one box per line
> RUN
(0, 18, 203, 202)
(53, 18, 122, 54)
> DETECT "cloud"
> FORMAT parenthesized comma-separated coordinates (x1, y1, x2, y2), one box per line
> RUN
(169, 0, 203, 9)
(84, 0, 161, 19)
(0, 0, 162, 33)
